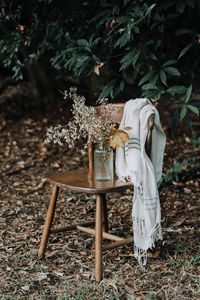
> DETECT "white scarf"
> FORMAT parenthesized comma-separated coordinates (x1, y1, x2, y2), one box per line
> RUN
(115, 99, 166, 265)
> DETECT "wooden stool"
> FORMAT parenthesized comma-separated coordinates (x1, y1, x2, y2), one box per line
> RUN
(38, 103, 155, 282)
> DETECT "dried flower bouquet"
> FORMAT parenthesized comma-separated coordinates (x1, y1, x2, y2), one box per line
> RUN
(45, 88, 130, 154)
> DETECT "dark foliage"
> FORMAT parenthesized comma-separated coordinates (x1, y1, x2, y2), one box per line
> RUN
(0, 0, 200, 123)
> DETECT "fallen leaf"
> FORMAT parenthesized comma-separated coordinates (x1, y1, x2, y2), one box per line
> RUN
(33, 178, 46, 190)
(0, 280, 7, 285)
(17, 200, 24, 206)
(36, 272, 48, 281)
(82, 271, 91, 279)
(45, 251, 58, 258)
(166, 211, 176, 217)
(119, 208, 130, 215)
(184, 187, 192, 194)
(188, 206, 199, 211)
(54, 272, 64, 277)
(21, 286, 29, 291)
(112, 251, 119, 257)
(125, 285, 135, 293)
(107, 282, 118, 291)
(173, 218, 185, 227)
(147, 249, 160, 258)
(136, 295, 144, 300)
(51, 162, 60, 168)
(194, 181, 199, 187)
(173, 201, 183, 208)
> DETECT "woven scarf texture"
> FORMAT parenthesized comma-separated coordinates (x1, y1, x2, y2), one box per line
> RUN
(115, 98, 166, 265)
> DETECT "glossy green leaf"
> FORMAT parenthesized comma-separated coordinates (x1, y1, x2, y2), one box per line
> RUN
(139, 71, 154, 86)
(160, 70, 167, 86)
(162, 60, 177, 67)
(178, 43, 193, 59)
(185, 84, 192, 103)
(186, 105, 199, 115)
(141, 83, 158, 90)
(97, 80, 117, 101)
(164, 67, 180, 76)
(150, 73, 159, 85)
(77, 39, 89, 47)
(145, 3, 156, 18)
(180, 106, 187, 120)
(167, 86, 187, 94)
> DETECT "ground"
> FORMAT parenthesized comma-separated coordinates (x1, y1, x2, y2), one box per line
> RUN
(0, 94, 200, 300)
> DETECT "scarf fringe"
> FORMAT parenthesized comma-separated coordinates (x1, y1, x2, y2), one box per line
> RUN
(134, 246, 147, 266)
(134, 223, 163, 266)
(133, 219, 162, 266)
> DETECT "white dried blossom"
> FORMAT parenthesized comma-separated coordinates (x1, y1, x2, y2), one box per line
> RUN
(45, 88, 116, 154)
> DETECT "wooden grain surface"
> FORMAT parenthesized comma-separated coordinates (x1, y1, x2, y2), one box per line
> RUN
(47, 169, 132, 193)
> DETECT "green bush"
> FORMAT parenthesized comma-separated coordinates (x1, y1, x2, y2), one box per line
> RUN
(0, 0, 199, 122)
(158, 155, 200, 188)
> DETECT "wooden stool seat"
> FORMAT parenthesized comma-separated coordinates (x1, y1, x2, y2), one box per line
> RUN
(47, 169, 132, 193)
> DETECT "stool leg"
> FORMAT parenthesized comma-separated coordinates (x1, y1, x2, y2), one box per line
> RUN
(38, 185, 59, 258)
(102, 194, 108, 233)
(95, 193, 103, 282)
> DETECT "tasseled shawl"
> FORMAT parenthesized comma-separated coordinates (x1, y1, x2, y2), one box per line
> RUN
(115, 98, 166, 264)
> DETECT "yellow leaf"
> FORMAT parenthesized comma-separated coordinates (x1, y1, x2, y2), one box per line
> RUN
(115, 130, 129, 142)
(110, 135, 123, 148)
(124, 126, 132, 131)
(110, 139, 116, 149)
